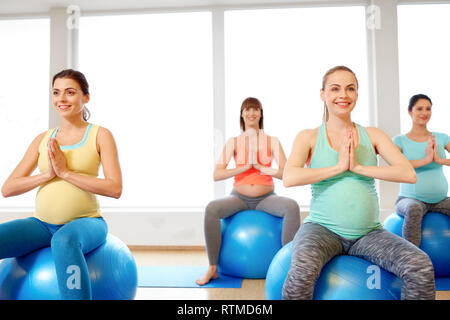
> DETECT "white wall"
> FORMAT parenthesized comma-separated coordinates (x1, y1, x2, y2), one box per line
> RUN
(1, 0, 447, 246)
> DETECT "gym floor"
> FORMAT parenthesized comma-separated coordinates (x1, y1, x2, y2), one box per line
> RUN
(131, 247, 450, 300)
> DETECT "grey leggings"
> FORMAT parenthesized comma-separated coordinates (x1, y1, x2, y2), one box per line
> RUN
(203, 189, 301, 265)
(395, 196, 450, 246)
(282, 222, 435, 300)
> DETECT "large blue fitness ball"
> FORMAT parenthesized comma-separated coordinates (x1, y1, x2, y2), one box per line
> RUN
(0, 234, 138, 300)
(265, 242, 402, 300)
(384, 211, 450, 277)
(218, 210, 283, 278)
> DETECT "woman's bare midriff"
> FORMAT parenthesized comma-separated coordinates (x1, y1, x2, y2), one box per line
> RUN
(234, 184, 274, 197)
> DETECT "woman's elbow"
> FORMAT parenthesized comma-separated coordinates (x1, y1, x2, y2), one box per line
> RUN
(406, 170, 417, 184)
(400, 166, 417, 184)
(112, 190, 122, 199)
(110, 184, 122, 199)
(282, 168, 294, 187)
(213, 169, 224, 182)
(1, 188, 9, 198)
(283, 176, 294, 188)
(1, 184, 12, 198)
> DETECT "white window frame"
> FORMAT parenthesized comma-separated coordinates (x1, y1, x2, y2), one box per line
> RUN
(3, 0, 444, 245)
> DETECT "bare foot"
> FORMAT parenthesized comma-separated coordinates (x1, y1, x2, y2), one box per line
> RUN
(196, 265, 219, 286)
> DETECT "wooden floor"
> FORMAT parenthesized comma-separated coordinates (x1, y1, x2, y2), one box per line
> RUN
(131, 247, 450, 300)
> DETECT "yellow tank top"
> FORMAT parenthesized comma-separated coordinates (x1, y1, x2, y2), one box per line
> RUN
(34, 123, 101, 224)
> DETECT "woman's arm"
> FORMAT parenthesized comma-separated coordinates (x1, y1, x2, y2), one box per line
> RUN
(350, 127, 417, 183)
(213, 137, 251, 181)
(253, 136, 286, 179)
(1, 132, 55, 197)
(283, 128, 348, 187)
(405, 136, 434, 168)
(433, 140, 450, 166)
(49, 127, 123, 199)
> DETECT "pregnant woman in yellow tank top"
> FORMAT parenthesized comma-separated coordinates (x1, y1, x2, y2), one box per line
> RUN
(1, 69, 122, 299)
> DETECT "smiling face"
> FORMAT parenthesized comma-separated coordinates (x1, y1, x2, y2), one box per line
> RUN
(409, 98, 432, 126)
(52, 77, 89, 120)
(241, 106, 262, 130)
(320, 70, 358, 120)
(320, 70, 358, 117)
(240, 97, 263, 131)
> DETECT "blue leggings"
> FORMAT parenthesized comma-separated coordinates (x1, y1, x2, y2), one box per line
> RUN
(0, 216, 108, 300)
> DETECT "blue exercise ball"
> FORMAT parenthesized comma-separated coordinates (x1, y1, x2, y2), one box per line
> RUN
(265, 242, 402, 300)
(218, 210, 283, 278)
(384, 211, 450, 277)
(0, 234, 137, 300)
(265, 241, 293, 299)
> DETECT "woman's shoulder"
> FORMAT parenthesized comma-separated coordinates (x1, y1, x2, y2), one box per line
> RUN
(27, 129, 54, 152)
(92, 124, 116, 145)
(362, 125, 388, 137)
(36, 129, 51, 139)
(295, 126, 320, 140)
(35, 129, 54, 143)
(93, 124, 113, 136)
(290, 127, 320, 150)
(258, 132, 278, 142)
(361, 126, 395, 146)
(432, 131, 449, 141)
(431, 132, 450, 146)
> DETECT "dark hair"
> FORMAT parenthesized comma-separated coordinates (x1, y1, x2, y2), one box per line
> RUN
(408, 94, 432, 111)
(321, 65, 359, 122)
(52, 69, 91, 121)
(240, 97, 264, 131)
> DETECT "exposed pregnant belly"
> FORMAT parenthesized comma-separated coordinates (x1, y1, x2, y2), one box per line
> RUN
(234, 184, 274, 197)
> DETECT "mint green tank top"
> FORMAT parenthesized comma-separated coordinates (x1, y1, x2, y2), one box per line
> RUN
(393, 133, 449, 203)
(304, 123, 382, 239)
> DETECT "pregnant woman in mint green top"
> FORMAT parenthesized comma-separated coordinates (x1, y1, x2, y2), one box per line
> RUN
(281, 66, 435, 300)
(393, 94, 450, 247)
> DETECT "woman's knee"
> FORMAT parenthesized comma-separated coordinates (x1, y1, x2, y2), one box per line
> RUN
(51, 230, 80, 251)
(399, 249, 435, 282)
(51, 218, 107, 253)
(281, 251, 326, 300)
(397, 200, 426, 218)
(205, 200, 223, 222)
(205, 198, 243, 221)
(283, 198, 300, 217)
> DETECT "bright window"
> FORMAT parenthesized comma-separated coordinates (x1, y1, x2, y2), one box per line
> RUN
(224, 7, 369, 206)
(398, 4, 450, 179)
(79, 12, 213, 209)
(0, 18, 49, 209)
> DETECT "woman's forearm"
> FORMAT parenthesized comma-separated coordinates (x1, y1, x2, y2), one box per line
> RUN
(438, 158, 450, 166)
(2, 173, 53, 198)
(213, 165, 250, 181)
(60, 171, 122, 199)
(283, 165, 343, 187)
(253, 163, 282, 179)
(266, 167, 283, 180)
(352, 164, 417, 183)
(409, 158, 431, 168)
